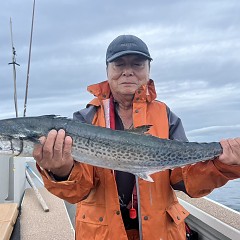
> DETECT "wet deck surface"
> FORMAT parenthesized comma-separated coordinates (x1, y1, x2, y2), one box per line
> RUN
(176, 191, 240, 230)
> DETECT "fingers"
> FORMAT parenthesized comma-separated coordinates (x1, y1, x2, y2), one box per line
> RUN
(220, 138, 240, 152)
(231, 138, 240, 147)
(33, 129, 74, 176)
(219, 138, 240, 165)
(220, 139, 231, 154)
(53, 129, 66, 161)
(42, 129, 58, 161)
(63, 136, 73, 160)
(33, 130, 58, 170)
(33, 136, 46, 163)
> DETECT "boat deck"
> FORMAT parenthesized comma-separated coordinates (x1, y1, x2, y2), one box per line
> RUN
(20, 188, 74, 240)
(176, 191, 240, 230)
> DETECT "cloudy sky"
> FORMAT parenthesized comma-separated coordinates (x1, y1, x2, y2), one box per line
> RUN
(0, 0, 240, 142)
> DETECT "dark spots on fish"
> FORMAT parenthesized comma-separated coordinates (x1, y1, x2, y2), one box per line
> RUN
(165, 152, 172, 158)
(193, 153, 201, 159)
(77, 146, 89, 151)
(144, 161, 153, 167)
(95, 151, 102, 157)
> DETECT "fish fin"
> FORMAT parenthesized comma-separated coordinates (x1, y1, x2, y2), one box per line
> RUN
(38, 115, 67, 120)
(35, 114, 59, 119)
(34, 115, 71, 121)
(135, 172, 154, 182)
(1, 134, 41, 144)
(127, 125, 152, 134)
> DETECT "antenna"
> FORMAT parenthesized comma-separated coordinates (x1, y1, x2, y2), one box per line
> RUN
(8, 17, 20, 118)
(23, 0, 36, 117)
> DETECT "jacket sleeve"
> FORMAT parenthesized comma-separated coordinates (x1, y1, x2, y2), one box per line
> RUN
(37, 162, 98, 204)
(37, 106, 99, 204)
(167, 107, 240, 197)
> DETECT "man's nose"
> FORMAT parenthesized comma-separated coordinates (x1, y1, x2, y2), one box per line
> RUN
(122, 64, 134, 76)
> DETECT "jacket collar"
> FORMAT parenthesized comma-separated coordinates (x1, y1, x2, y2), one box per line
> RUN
(87, 79, 157, 105)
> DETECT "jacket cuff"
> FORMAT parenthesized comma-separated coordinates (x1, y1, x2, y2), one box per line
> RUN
(213, 159, 240, 179)
(36, 161, 83, 188)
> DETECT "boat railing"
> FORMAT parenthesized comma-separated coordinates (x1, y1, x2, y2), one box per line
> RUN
(177, 191, 240, 240)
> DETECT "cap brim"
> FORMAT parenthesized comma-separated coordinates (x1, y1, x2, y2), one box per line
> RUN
(107, 50, 152, 62)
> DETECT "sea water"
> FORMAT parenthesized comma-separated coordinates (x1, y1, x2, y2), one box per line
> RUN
(207, 178, 240, 212)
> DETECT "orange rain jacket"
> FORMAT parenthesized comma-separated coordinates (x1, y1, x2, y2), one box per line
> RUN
(38, 80, 240, 240)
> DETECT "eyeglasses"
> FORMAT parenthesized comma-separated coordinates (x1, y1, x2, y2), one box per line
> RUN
(110, 59, 147, 73)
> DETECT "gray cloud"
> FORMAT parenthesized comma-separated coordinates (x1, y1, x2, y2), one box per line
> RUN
(0, 0, 240, 142)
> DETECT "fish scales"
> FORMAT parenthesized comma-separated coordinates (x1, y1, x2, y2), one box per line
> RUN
(0, 115, 223, 181)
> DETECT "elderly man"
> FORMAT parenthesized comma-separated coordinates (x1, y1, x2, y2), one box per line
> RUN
(34, 35, 240, 240)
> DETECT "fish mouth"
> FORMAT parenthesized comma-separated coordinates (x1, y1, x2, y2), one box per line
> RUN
(0, 144, 11, 154)
(0, 137, 21, 155)
(0, 148, 14, 155)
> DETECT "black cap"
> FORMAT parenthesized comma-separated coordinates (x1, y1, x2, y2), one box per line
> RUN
(106, 35, 152, 63)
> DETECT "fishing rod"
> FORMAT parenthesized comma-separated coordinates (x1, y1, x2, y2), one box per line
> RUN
(8, 17, 20, 118)
(23, 0, 36, 117)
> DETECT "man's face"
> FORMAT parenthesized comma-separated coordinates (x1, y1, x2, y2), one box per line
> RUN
(107, 55, 150, 97)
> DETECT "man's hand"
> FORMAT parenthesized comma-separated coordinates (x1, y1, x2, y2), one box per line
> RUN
(218, 138, 240, 165)
(33, 129, 74, 177)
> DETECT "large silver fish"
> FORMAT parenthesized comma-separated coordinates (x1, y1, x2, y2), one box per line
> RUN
(0, 115, 222, 181)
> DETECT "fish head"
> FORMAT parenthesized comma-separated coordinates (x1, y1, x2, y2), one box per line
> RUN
(0, 117, 42, 156)
(0, 117, 45, 140)
(0, 136, 22, 156)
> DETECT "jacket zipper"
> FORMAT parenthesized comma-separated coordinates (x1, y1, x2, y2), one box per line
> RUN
(135, 176, 143, 240)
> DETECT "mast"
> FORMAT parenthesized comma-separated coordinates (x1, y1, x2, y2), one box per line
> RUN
(8, 18, 20, 118)
(23, 0, 36, 117)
